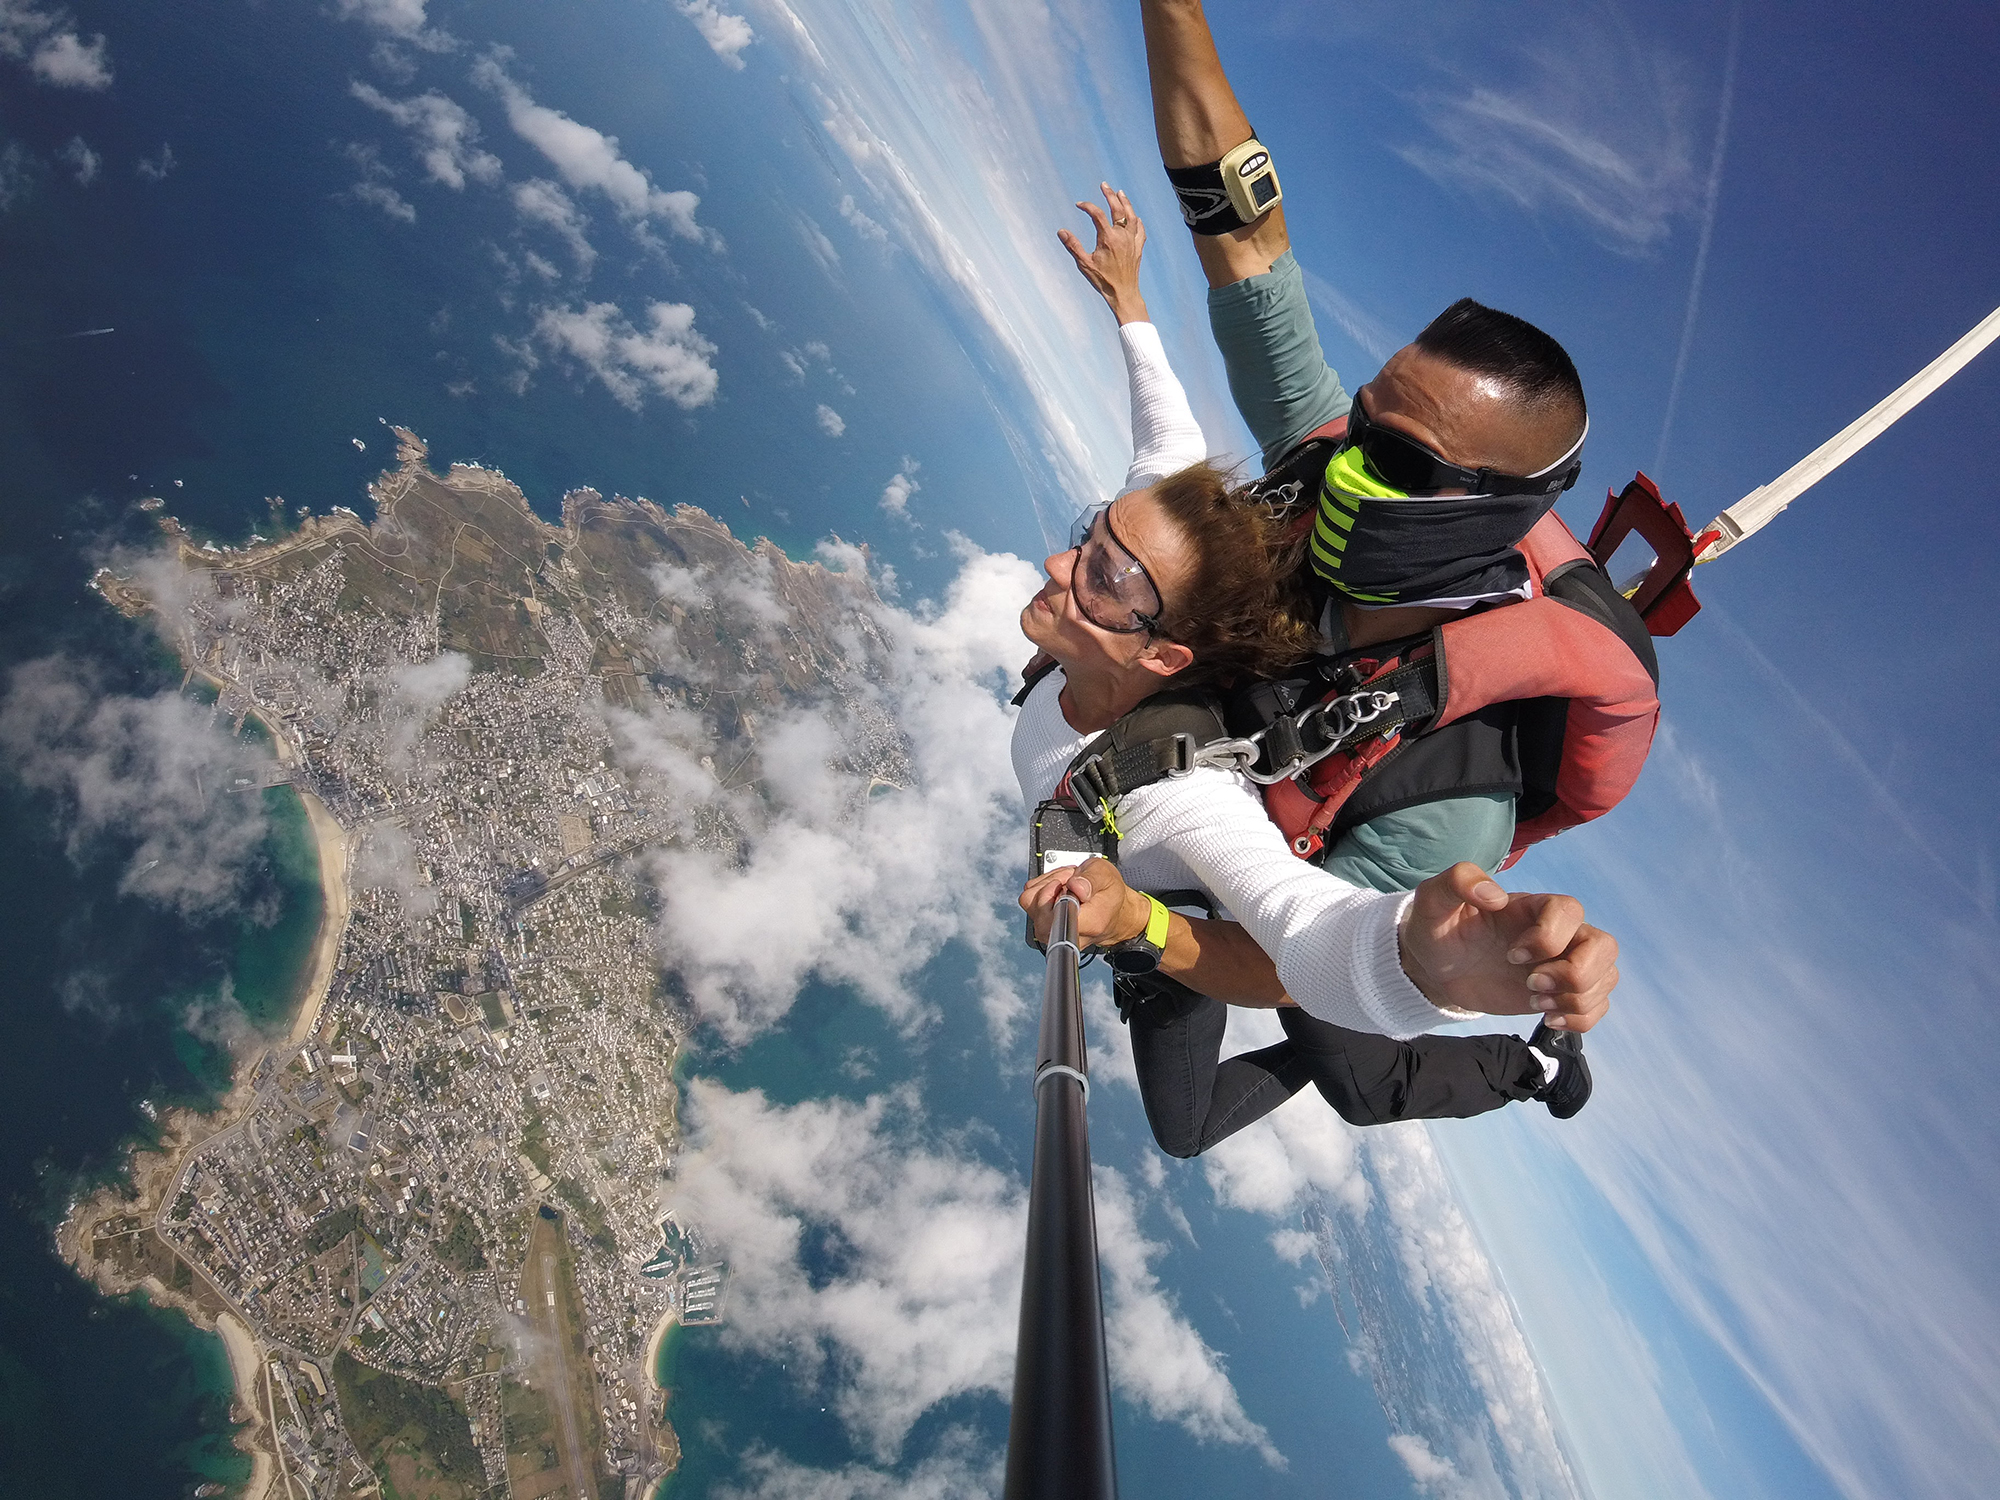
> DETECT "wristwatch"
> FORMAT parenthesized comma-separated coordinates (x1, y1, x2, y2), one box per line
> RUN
(1105, 894, 1172, 975)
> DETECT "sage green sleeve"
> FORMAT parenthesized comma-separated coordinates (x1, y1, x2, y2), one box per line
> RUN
(1317, 793, 1516, 895)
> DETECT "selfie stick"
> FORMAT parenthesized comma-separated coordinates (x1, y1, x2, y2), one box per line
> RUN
(1693, 304, 2000, 563)
(1004, 893, 1119, 1500)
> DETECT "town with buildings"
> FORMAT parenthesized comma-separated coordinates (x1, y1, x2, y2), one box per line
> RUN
(63, 429, 905, 1499)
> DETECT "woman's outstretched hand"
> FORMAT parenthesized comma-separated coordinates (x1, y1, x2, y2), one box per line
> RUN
(1059, 184, 1149, 325)
(1399, 863, 1619, 1032)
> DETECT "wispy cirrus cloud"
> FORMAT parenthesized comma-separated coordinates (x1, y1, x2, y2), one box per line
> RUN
(1395, 21, 1701, 254)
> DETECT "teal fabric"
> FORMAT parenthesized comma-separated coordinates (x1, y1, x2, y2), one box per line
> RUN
(1206, 250, 1352, 467)
(1318, 793, 1516, 895)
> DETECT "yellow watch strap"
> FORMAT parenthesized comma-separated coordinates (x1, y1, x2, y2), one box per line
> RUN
(1143, 894, 1171, 950)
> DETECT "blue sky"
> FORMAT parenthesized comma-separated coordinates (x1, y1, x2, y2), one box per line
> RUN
(5, 0, 1998, 1496)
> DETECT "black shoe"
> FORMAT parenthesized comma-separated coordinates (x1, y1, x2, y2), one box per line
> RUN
(1529, 1021, 1592, 1120)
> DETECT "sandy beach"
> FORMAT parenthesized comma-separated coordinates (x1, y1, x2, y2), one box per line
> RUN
(288, 788, 350, 1047)
(215, 1312, 276, 1500)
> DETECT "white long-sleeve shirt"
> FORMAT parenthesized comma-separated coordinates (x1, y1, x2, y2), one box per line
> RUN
(1013, 322, 1452, 1038)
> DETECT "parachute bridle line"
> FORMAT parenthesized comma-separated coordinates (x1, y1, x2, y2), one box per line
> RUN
(1692, 305, 2000, 564)
(1005, 893, 1119, 1500)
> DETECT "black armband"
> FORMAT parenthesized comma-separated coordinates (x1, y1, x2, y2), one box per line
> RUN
(1165, 136, 1282, 235)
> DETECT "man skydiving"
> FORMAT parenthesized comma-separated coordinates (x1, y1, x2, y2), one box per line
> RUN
(1017, 1, 1659, 1151)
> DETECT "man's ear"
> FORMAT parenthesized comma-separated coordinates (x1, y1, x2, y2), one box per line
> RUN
(1139, 639, 1195, 679)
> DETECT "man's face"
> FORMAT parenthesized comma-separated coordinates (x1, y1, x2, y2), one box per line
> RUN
(1358, 345, 1581, 483)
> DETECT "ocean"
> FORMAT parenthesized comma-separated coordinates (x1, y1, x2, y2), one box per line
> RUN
(0, 4, 1424, 1494)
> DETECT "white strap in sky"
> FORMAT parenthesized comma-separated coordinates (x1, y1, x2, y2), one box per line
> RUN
(1694, 304, 2000, 563)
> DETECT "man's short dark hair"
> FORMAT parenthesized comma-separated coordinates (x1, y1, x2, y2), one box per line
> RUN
(1416, 298, 1586, 424)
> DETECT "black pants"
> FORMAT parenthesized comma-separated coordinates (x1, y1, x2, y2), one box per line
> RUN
(1118, 972, 1545, 1159)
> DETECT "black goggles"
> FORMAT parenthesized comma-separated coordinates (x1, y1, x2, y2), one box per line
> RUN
(1341, 390, 1586, 499)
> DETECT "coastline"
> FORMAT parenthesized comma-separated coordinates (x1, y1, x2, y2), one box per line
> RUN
(644, 1310, 681, 1500)
(214, 1313, 277, 1500)
(59, 686, 347, 1497)
(288, 787, 350, 1047)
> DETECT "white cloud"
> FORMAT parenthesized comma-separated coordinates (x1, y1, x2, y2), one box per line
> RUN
(511, 177, 596, 269)
(677, 0, 754, 69)
(879, 461, 919, 522)
(0, 656, 276, 918)
(472, 54, 717, 248)
(136, 142, 175, 181)
(351, 178, 416, 223)
(837, 192, 888, 243)
(617, 536, 1038, 1044)
(59, 134, 96, 184)
(1296, 262, 1399, 364)
(1395, 22, 1700, 253)
(335, 0, 452, 50)
(30, 28, 107, 87)
(0, 141, 30, 210)
(532, 299, 718, 410)
(1093, 1167, 1282, 1463)
(714, 1432, 1001, 1500)
(341, 141, 417, 222)
(814, 403, 845, 437)
(350, 81, 502, 190)
(795, 212, 841, 277)
(672, 1079, 1270, 1466)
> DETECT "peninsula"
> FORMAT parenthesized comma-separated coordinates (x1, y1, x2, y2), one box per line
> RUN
(63, 429, 903, 1499)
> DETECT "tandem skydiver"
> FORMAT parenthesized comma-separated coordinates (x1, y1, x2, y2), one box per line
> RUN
(1011, 0, 1670, 1155)
(1011, 189, 1613, 1156)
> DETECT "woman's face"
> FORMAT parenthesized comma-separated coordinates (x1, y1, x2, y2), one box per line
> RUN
(1021, 488, 1195, 676)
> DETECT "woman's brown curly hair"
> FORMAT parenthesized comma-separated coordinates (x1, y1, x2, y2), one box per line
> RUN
(1146, 461, 1318, 685)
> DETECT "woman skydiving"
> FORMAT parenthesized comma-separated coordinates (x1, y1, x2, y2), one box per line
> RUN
(1013, 189, 1605, 1158)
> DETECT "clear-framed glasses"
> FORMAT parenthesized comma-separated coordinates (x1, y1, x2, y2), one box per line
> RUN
(1065, 502, 1164, 634)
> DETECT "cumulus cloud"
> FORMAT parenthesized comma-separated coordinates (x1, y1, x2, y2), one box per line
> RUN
(617, 537, 1038, 1043)
(814, 403, 845, 437)
(472, 54, 717, 248)
(676, 0, 754, 69)
(136, 142, 175, 181)
(672, 1080, 1269, 1465)
(60, 134, 97, 183)
(340, 141, 417, 223)
(531, 299, 718, 411)
(511, 177, 595, 269)
(837, 192, 888, 244)
(351, 818, 441, 918)
(350, 81, 502, 189)
(0, 656, 276, 918)
(379, 650, 472, 763)
(335, 0, 452, 50)
(30, 27, 107, 87)
(1093, 1168, 1281, 1462)
(714, 1430, 999, 1500)
(878, 461, 919, 522)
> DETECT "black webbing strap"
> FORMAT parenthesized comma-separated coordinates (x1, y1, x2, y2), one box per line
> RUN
(1068, 734, 1195, 810)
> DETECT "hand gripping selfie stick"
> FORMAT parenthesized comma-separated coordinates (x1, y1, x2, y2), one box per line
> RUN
(1005, 893, 1119, 1500)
